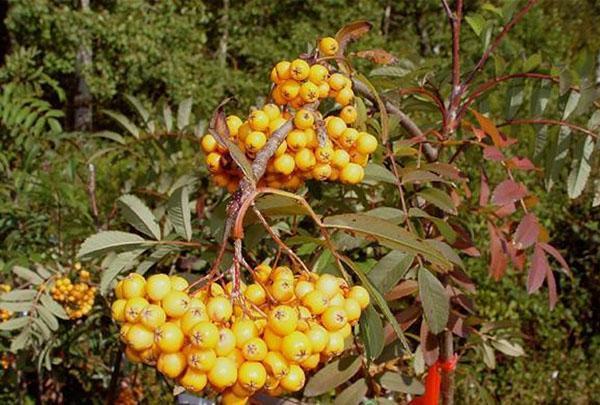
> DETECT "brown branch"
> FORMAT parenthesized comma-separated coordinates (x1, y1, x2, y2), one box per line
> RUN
(352, 78, 439, 161)
(498, 119, 599, 139)
(440, 330, 456, 405)
(449, 0, 463, 105)
(462, 0, 540, 90)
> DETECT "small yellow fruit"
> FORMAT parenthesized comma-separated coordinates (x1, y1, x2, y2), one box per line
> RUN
(339, 322, 352, 338)
(302, 290, 328, 315)
(290, 59, 310, 81)
(306, 324, 330, 353)
(263, 327, 283, 351)
(356, 132, 378, 154)
(253, 263, 272, 283)
(126, 324, 155, 351)
(340, 128, 359, 149)
(180, 306, 209, 335)
(140, 304, 167, 329)
(208, 357, 238, 389)
(201, 134, 218, 153)
(268, 117, 287, 135)
(319, 37, 339, 56)
(114, 280, 124, 299)
(280, 364, 305, 392)
(111, 299, 127, 322)
(249, 110, 269, 131)
(245, 131, 267, 153)
(122, 274, 146, 299)
(308, 64, 329, 84)
(299, 81, 319, 103)
(331, 149, 350, 169)
(154, 322, 185, 353)
(232, 319, 258, 348)
(329, 73, 348, 91)
(145, 274, 172, 301)
(207, 296, 233, 323)
(241, 337, 268, 361)
(344, 298, 362, 322)
(294, 280, 314, 299)
(263, 103, 281, 120)
(329, 292, 345, 307)
(120, 323, 133, 344)
(273, 154, 295, 175)
(300, 353, 320, 370)
(280, 79, 301, 101)
(268, 305, 298, 336)
(139, 344, 160, 365)
(326, 117, 347, 138)
(206, 152, 222, 172)
(238, 122, 251, 141)
(170, 275, 189, 291)
(161, 291, 190, 318)
(340, 105, 358, 124)
(271, 266, 294, 282)
(272, 61, 291, 82)
(321, 306, 348, 331)
(295, 148, 316, 171)
(286, 129, 307, 150)
(226, 115, 243, 137)
(340, 163, 365, 184)
(293, 109, 315, 130)
(323, 331, 345, 356)
(124, 297, 149, 323)
(348, 286, 370, 309)
(244, 284, 266, 306)
(318, 81, 330, 98)
(335, 87, 354, 106)
(187, 347, 217, 372)
(263, 351, 289, 378)
(274, 140, 288, 157)
(221, 391, 249, 405)
(281, 331, 312, 363)
(157, 352, 186, 379)
(315, 274, 341, 299)
(124, 346, 142, 363)
(189, 321, 219, 349)
(227, 348, 246, 368)
(238, 361, 267, 390)
(270, 278, 294, 302)
(179, 367, 208, 392)
(216, 327, 237, 356)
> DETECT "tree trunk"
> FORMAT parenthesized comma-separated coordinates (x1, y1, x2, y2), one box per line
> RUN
(440, 330, 455, 405)
(74, 0, 93, 131)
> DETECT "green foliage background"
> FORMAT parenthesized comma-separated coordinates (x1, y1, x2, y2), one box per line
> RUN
(0, 0, 599, 403)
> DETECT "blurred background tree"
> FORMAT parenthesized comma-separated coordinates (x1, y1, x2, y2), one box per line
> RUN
(0, 0, 599, 403)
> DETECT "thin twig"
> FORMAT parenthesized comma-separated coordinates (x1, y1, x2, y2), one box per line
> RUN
(462, 0, 540, 90)
(87, 163, 99, 229)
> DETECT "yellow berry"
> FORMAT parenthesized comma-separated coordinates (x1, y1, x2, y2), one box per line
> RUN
(280, 79, 301, 101)
(268, 305, 298, 336)
(157, 352, 186, 379)
(286, 129, 307, 150)
(335, 87, 354, 106)
(295, 148, 316, 171)
(170, 275, 189, 291)
(340, 105, 358, 124)
(340, 163, 365, 184)
(179, 367, 208, 392)
(253, 264, 272, 283)
(232, 319, 258, 348)
(290, 59, 310, 81)
(268, 116, 287, 135)
(206, 152, 222, 172)
(275, 140, 288, 157)
(300, 353, 320, 370)
(321, 306, 348, 331)
(154, 322, 185, 353)
(263, 327, 283, 351)
(145, 274, 172, 301)
(326, 117, 347, 138)
(187, 347, 217, 372)
(299, 81, 319, 103)
(221, 391, 249, 405)
(270, 278, 294, 302)
(245, 131, 267, 153)
(122, 274, 146, 299)
(302, 290, 329, 315)
(349, 286, 370, 309)
(323, 331, 345, 356)
(318, 82, 330, 98)
(329, 73, 348, 91)
(356, 132, 378, 154)
(208, 357, 238, 389)
(161, 291, 190, 318)
(263, 351, 289, 379)
(111, 299, 127, 322)
(279, 364, 305, 392)
(124, 297, 149, 323)
(274, 154, 295, 175)
(216, 327, 237, 357)
(140, 304, 167, 329)
(293, 109, 315, 130)
(180, 306, 209, 335)
(312, 163, 332, 181)
(272, 60, 291, 82)
(281, 331, 312, 363)
(306, 324, 330, 353)
(319, 37, 339, 56)
(187, 321, 218, 349)
(244, 284, 266, 306)
(249, 110, 270, 131)
(241, 337, 268, 361)
(207, 296, 233, 323)
(308, 64, 329, 84)
(294, 280, 315, 299)
(226, 115, 243, 137)
(126, 324, 155, 351)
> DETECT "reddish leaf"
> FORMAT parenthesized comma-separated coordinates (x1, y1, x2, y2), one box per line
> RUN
(449, 269, 476, 293)
(494, 202, 516, 218)
(483, 146, 505, 161)
(546, 267, 558, 310)
(335, 21, 372, 54)
(385, 280, 418, 301)
(513, 213, 539, 250)
(540, 243, 571, 275)
(354, 49, 398, 65)
(491, 180, 528, 206)
(471, 110, 508, 147)
(420, 320, 439, 366)
(527, 244, 549, 293)
(488, 223, 509, 281)
(383, 305, 421, 345)
(507, 157, 536, 171)
(425, 162, 462, 180)
(462, 247, 481, 257)
(448, 313, 469, 338)
(472, 127, 486, 142)
(479, 167, 490, 207)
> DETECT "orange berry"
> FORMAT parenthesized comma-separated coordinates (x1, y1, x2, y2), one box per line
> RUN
(319, 37, 339, 56)
(308, 64, 329, 84)
(208, 357, 238, 389)
(290, 59, 310, 81)
(161, 291, 190, 318)
(340, 105, 358, 124)
(279, 364, 305, 392)
(326, 117, 347, 138)
(340, 163, 365, 184)
(154, 322, 185, 353)
(268, 305, 298, 336)
(281, 331, 312, 363)
(207, 296, 233, 323)
(293, 109, 315, 130)
(241, 337, 268, 361)
(157, 352, 186, 379)
(189, 321, 219, 349)
(126, 324, 155, 351)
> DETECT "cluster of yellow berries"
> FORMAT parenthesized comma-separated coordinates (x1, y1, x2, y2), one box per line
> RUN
(111, 264, 370, 404)
(201, 36, 377, 192)
(50, 270, 96, 319)
(0, 284, 12, 322)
